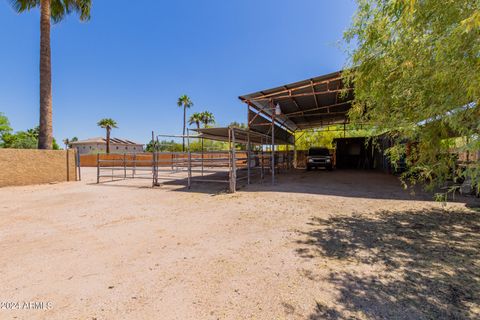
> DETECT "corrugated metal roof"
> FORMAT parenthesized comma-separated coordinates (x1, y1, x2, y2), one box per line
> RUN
(239, 70, 354, 131)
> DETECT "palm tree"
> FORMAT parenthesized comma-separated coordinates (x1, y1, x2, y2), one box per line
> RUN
(9, 1, 91, 149)
(188, 113, 203, 129)
(97, 118, 118, 154)
(200, 111, 215, 128)
(177, 95, 193, 151)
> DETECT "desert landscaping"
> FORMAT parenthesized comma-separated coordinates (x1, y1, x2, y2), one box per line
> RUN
(1, 0, 479, 319)
(1, 169, 479, 319)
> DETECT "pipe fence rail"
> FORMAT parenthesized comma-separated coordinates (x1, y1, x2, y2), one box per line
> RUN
(96, 128, 294, 192)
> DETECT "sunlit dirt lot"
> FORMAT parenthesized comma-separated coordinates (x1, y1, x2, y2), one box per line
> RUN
(1, 168, 479, 319)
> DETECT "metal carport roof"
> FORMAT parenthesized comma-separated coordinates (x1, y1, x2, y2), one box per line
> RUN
(239, 70, 353, 131)
(193, 127, 294, 145)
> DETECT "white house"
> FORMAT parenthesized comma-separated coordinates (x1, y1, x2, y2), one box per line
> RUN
(70, 137, 144, 155)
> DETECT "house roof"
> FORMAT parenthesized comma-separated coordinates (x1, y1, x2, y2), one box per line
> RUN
(239, 70, 354, 131)
(70, 137, 143, 146)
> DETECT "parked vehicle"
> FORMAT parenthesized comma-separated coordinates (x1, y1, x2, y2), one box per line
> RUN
(306, 147, 333, 171)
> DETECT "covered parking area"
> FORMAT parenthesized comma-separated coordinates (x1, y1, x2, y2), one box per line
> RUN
(239, 70, 353, 132)
(239, 70, 360, 174)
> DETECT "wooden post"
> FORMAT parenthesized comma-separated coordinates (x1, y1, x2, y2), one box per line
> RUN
(66, 149, 70, 182)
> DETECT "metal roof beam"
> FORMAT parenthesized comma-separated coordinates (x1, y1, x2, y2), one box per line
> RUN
(252, 87, 352, 102)
(249, 75, 344, 101)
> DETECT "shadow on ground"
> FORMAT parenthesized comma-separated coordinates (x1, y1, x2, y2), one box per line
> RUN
(93, 169, 431, 200)
(295, 208, 480, 319)
(89, 167, 480, 204)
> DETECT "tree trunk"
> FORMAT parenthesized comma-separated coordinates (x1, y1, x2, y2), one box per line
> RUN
(106, 127, 111, 154)
(182, 105, 186, 152)
(38, 0, 53, 149)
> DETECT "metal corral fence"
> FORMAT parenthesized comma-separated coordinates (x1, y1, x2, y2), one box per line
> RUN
(85, 127, 295, 192)
(93, 150, 293, 192)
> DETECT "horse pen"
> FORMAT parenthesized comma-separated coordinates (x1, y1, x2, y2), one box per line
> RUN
(87, 127, 294, 193)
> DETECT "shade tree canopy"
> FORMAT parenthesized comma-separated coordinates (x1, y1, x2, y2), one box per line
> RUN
(345, 0, 480, 194)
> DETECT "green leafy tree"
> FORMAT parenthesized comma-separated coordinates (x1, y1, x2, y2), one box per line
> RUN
(0, 112, 12, 147)
(146, 139, 182, 152)
(188, 113, 203, 129)
(97, 118, 118, 154)
(9, 0, 91, 149)
(294, 124, 375, 150)
(1, 125, 60, 149)
(177, 95, 193, 151)
(200, 111, 215, 128)
(3, 131, 37, 149)
(345, 0, 480, 194)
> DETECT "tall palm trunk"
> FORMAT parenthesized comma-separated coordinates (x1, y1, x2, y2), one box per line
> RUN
(106, 127, 111, 154)
(182, 106, 186, 152)
(38, 0, 53, 149)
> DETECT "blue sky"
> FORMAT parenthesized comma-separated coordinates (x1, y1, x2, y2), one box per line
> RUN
(0, 0, 356, 144)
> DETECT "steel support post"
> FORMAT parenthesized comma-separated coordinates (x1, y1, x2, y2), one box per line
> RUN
(293, 133, 297, 169)
(96, 153, 100, 184)
(201, 137, 204, 176)
(187, 129, 192, 189)
(76, 149, 82, 181)
(123, 153, 127, 179)
(133, 153, 136, 178)
(261, 137, 264, 181)
(286, 144, 289, 170)
(247, 129, 251, 185)
(230, 128, 237, 193)
(271, 105, 275, 185)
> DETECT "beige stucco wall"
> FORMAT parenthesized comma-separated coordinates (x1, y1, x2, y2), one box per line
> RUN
(0, 149, 77, 187)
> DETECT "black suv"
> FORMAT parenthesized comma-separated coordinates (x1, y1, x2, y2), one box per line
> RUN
(306, 147, 333, 171)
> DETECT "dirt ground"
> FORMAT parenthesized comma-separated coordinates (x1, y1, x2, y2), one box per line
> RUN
(0, 168, 479, 320)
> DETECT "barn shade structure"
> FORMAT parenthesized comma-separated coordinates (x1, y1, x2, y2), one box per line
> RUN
(234, 70, 353, 185)
(193, 127, 292, 146)
(239, 70, 353, 133)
